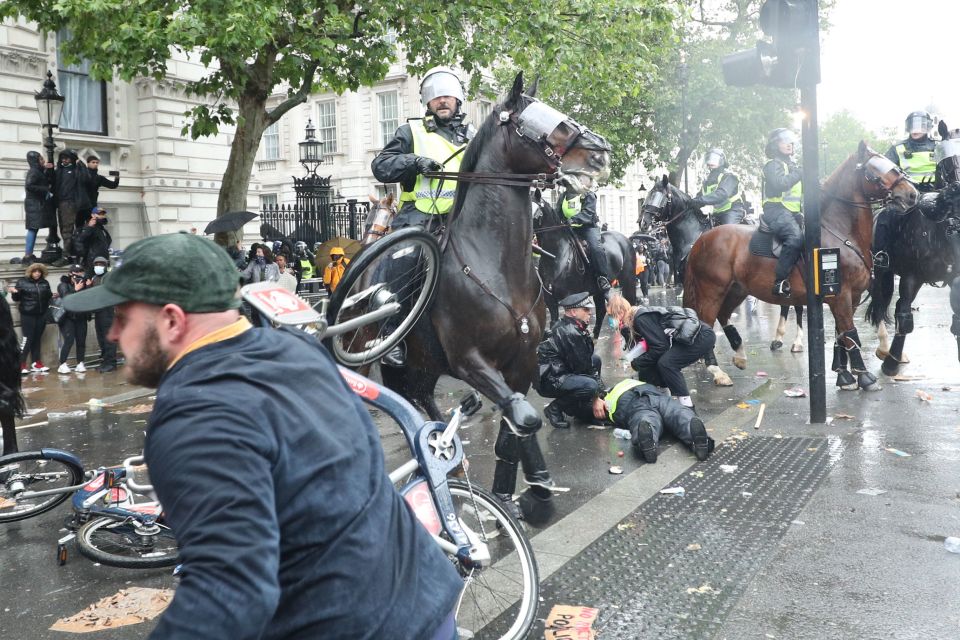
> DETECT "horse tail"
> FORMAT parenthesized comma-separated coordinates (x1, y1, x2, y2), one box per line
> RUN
(864, 269, 894, 327)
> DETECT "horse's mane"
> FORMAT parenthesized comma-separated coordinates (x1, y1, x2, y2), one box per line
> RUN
(823, 151, 858, 189)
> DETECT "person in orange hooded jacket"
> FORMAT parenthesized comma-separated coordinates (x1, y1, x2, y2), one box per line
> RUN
(322, 247, 351, 293)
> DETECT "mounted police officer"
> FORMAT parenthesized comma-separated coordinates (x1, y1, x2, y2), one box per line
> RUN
(873, 110, 938, 271)
(691, 148, 746, 226)
(372, 66, 475, 367)
(558, 188, 613, 295)
(537, 292, 606, 429)
(762, 128, 803, 298)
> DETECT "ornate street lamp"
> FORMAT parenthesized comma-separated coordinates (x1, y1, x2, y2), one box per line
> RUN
(34, 70, 65, 165)
(298, 118, 324, 176)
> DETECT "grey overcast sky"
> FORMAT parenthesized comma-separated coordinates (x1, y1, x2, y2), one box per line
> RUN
(819, 0, 960, 132)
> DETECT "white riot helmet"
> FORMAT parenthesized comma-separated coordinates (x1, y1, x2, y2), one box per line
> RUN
(704, 148, 726, 169)
(905, 110, 933, 136)
(420, 66, 466, 108)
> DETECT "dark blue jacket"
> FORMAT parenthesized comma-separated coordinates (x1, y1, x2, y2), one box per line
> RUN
(145, 326, 462, 639)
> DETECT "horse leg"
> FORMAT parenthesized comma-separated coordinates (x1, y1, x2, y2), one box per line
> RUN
(831, 333, 858, 390)
(790, 304, 804, 353)
(771, 305, 789, 351)
(718, 294, 748, 370)
(875, 321, 891, 361)
(882, 277, 920, 376)
(593, 295, 607, 340)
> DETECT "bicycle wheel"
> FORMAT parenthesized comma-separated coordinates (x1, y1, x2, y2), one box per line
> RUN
(447, 479, 539, 640)
(0, 451, 83, 523)
(325, 228, 440, 366)
(76, 515, 179, 569)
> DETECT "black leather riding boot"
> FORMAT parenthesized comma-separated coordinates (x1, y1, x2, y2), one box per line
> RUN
(517, 435, 555, 498)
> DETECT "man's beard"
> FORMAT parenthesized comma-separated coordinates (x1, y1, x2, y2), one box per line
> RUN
(126, 324, 171, 388)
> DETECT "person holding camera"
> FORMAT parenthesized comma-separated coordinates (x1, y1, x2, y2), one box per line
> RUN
(73, 207, 113, 273)
(84, 154, 119, 207)
(56, 264, 91, 374)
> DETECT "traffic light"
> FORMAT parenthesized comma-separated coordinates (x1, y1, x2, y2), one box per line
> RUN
(722, 0, 820, 88)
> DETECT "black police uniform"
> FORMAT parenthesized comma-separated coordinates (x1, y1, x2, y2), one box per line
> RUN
(628, 306, 715, 397)
(874, 136, 938, 268)
(537, 293, 603, 428)
(762, 156, 803, 292)
(694, 168, 746, 226)
(560, 190, 612, 288)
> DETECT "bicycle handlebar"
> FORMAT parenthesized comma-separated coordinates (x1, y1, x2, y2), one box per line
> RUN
(122, 455, 155, 493)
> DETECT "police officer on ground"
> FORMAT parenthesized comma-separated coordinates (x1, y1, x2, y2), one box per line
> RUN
(762, 128, 803, 298)
(537, 292, 606, 429)
(873, 110, 938, 271)
(691, 148, 746, 225)
(372, 66, 474, 367)
(558, 188, 613, 295)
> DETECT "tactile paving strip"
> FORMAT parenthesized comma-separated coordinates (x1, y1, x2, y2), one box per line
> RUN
(528, 436, 834, 639)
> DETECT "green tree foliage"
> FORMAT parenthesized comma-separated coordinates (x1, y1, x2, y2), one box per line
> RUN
(819, 110, 894, 179)
(646, 0, 835, 195)
(1, 0, 679, 223)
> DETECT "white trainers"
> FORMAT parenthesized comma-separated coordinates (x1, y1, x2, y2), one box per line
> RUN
(75, 362, 86, 373)
(57, 363, 71, 374)
(31, 361, 50, 373)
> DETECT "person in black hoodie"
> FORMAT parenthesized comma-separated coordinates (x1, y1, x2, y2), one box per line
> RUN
(56, 264, 91, 374)
(84, 154, 119, 207)
(7, 263, 53, 373)
(22, 151, 57, 263)
(52, 149, 92, 266)
(73, 207, 112, 273)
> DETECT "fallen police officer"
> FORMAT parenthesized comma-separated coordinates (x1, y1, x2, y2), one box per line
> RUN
(536, 292, 606, 429)
(602, 378, 714, 463)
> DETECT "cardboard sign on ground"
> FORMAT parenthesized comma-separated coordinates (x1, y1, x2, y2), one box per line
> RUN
(50, 587, 173, 633)
(544, 604, 599, 639)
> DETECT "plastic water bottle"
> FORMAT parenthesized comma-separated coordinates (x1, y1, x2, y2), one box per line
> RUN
(945, 537, 960, 554)
(613, 428, 632, 440)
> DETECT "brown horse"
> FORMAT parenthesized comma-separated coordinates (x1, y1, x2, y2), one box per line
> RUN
(683, 142, 918, 390)
(380, 73, 611, 505)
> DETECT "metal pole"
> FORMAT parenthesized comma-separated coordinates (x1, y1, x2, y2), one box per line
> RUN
(800, 83, 826, 423)
(679, 61, 689, 194)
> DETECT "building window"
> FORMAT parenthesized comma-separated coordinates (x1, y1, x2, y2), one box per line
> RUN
(260, 193, 278, 209)
(262, 122, 281, 160)
(475, 100, 493, 125)
(317, 101, 338, 154)
(378, 91, 399, 147)
(56, 30, 107, 135)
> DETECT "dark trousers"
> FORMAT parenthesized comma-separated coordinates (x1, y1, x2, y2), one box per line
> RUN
(543, 355, 602, 419)
(573, 224, 610, 280)
(712, 208, 745, 226)
(19, 313, 46, 365)
(94, 308, 117, 366)
(634, 325, 716, 396)
(616, 386, 699, 449)
(762, 204, 803, 281)
(59, 315, 87, 364)
(57, 200, 80, 257)
(873, 205, 896, 254)
(380, 211, 444, 333)
(655, 260, 671, 286)
(638, 269, 649, 298)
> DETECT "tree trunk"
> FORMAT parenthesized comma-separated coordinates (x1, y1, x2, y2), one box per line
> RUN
(214, 90, 269, 247)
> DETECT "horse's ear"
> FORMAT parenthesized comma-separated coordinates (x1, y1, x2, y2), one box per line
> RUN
(532, 188, 543, 203)
(385, 192, 394, 207)
(858, 140, 869, 159)
(505, 72, 524, 109)
(939, 119, 950, 138)
(660, 175, 669, 187)
(524, 75, 540, 98)
(368, 194, 378, 204)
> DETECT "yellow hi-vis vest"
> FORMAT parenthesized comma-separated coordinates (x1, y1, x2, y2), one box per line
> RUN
(299, 257, 314, 280)
(561, 194, 585, 227)
(895, 143, 936, 184)
(762, 160, 803, 213)
(604, 379, 644, 421)
(399, 120, 466, 214)
(704, 173, 740, 213)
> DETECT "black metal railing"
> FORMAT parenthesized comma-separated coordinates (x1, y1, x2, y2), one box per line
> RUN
(259, 200, 369, 246)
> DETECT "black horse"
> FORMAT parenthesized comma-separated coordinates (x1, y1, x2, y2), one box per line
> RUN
(533, 194, 636, 338)
(641, 176, 805, 355)
(0, 294, 25, 456)
(866, 120, 960, 373)
(381, 73, 611, 506)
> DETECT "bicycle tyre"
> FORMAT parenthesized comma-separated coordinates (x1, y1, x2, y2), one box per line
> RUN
(0, 451, 83, 523)
(325, 228, 440, 366)
(76, 515, 179, 569)
(447, 479, 539, 640)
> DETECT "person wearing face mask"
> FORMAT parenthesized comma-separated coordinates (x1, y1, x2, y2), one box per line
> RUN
(56, 265, 92, 374)
(536, 292, 606, 430)
(8, 263, 52, 373)
(322, 247, 351, 294)
(762, 128, 803, 298)
(73, 207, 113, 274)
(89, 256, 118, 372)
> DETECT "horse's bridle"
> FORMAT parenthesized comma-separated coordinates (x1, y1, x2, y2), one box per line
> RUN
(821, 153, 910, 209)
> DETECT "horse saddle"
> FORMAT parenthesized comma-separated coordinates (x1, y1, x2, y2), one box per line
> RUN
(748, 222, 782, 259)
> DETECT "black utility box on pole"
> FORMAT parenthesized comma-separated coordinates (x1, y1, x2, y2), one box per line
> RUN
(722, 0, 826, 423)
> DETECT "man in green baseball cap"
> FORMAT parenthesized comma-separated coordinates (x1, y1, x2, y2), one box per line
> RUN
(64, 232, 463, 639)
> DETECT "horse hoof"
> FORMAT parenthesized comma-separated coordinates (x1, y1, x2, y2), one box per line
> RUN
(875, 348, 889, 361)
(900, 353, 910, 364)
(790, 343, 804, 353)
(732, 356, 747, 370)
(836, 371, 857, 390)
(880, 358, 900, 377)
(858, 372, 881, 391)
(708, 365, 734, 387)
(770, 340, 783, 351)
